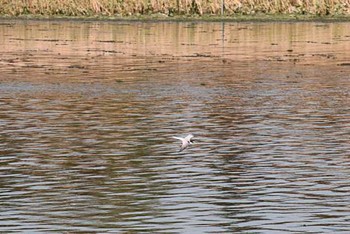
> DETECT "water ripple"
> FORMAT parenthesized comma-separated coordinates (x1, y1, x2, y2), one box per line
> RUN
(0, 21, 350, 233)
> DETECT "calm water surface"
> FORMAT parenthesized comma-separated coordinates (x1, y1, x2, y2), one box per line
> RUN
(0, 20, 349, 233)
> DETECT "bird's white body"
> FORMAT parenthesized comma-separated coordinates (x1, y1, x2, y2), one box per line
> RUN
(172, 134, 194, 152)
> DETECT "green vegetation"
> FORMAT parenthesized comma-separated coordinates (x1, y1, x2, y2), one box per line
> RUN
(0, 0, 349, 19)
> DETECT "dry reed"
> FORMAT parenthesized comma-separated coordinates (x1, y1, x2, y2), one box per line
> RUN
(0, 0, 349, 16)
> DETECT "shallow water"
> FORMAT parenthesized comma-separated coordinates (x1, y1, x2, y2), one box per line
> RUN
(0, 20, 349, 233)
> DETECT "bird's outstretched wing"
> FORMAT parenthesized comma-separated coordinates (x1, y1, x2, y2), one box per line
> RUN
(172, 136, 184, 141)
(179, 141, 188, 152)
(172, 136, 188, 152)
(184, 134, 194, 142)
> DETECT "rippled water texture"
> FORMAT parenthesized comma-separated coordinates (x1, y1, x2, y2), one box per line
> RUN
(0, 20, 349, 233)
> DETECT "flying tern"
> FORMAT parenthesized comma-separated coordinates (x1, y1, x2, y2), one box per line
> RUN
(172, 134, 194, 152)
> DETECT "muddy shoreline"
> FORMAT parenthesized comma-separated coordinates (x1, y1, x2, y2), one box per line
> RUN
(1, 14, 350, 23)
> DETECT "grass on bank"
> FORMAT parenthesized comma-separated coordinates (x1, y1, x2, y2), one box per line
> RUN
(0, 0, 349, 18)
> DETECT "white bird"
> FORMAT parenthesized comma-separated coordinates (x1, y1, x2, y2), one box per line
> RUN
(172, 134, 194, 152)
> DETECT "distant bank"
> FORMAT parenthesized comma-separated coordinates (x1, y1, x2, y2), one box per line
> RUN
(0, 0, 349, 21)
